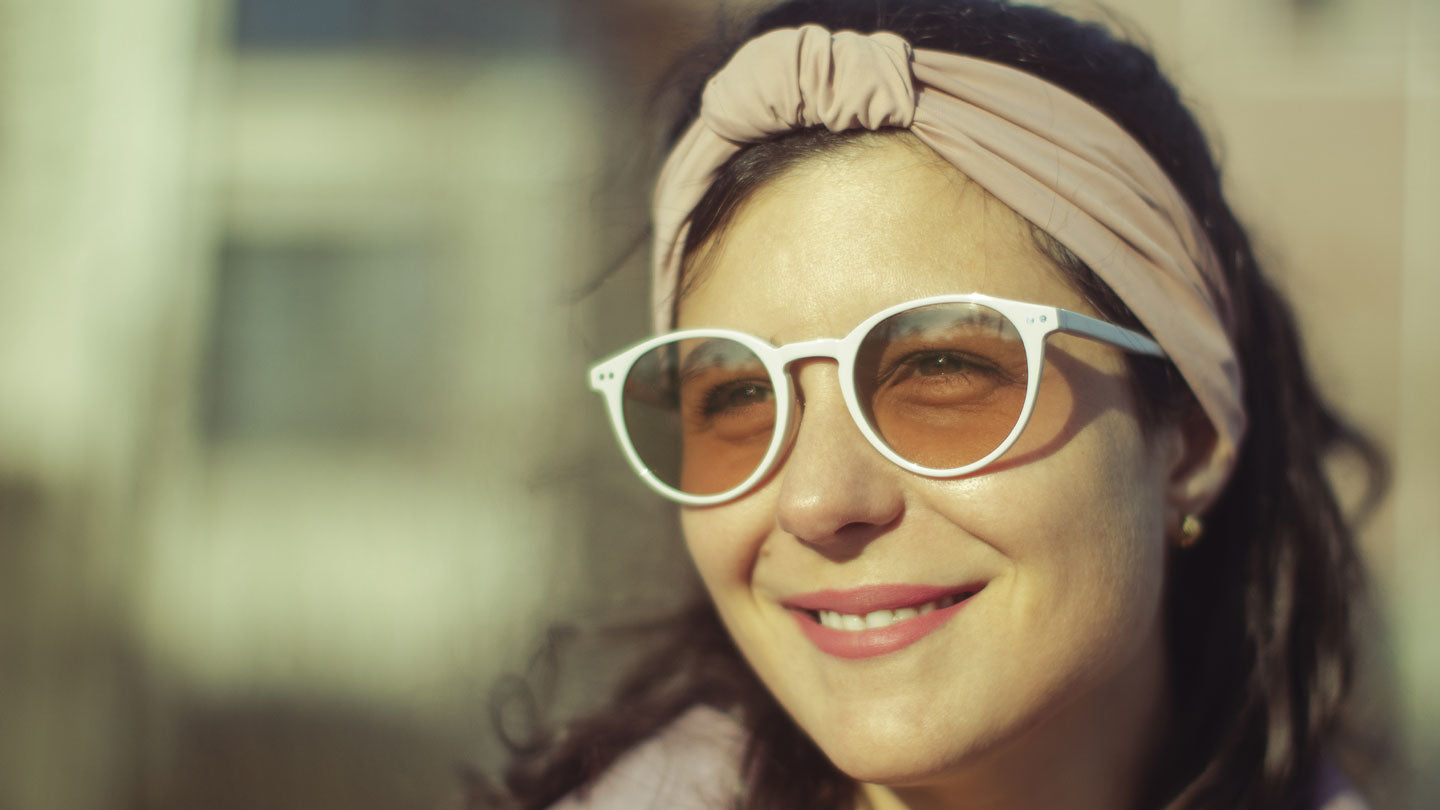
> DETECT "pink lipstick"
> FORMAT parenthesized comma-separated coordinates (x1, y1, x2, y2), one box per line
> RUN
(783, 584, 983, 659)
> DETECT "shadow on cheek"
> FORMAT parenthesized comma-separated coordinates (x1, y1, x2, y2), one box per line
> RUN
(978, 346, 1134, 475)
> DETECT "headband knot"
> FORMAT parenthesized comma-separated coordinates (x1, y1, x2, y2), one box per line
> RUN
(701, 26, 916, 141)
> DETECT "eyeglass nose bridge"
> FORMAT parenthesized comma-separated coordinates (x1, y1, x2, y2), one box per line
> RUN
(765, 336, 872, 458)
(768, 337, 856, 412)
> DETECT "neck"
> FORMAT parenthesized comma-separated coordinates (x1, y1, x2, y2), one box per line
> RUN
(856, 640, 1172, 810)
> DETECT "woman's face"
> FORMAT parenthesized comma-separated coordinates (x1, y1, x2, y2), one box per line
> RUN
(676, 138, 1193, 799)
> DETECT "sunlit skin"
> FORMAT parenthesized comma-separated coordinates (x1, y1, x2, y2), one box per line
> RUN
(675, 135, 1223, 810)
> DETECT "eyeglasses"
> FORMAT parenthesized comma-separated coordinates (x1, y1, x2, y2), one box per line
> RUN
(589, 293, 1164, 506)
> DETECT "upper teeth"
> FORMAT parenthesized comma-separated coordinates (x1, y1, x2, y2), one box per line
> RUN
(815, 594, 963, 631)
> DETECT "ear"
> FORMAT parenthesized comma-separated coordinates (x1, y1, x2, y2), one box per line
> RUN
(1160, 403, 1230, 535)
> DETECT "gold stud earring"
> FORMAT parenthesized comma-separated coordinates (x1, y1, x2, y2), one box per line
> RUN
(1178, 514, 1204, 548)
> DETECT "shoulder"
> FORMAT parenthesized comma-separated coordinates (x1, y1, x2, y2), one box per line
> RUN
(544, 705, 747, 810)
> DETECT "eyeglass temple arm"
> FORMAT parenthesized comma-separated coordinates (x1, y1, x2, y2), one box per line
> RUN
(1056, 310, 1166, 358)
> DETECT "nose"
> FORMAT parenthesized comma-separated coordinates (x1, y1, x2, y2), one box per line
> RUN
(775, 364, 905, 554)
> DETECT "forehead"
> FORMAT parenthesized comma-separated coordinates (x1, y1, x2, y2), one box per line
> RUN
(675, 136, 1087, 338)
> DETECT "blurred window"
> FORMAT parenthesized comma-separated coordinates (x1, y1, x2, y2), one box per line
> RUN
(233, 0, 562, 50)
(202, 241, 441, 442)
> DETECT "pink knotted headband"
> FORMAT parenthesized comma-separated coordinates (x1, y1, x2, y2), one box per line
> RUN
(651, 25, 1245, 488)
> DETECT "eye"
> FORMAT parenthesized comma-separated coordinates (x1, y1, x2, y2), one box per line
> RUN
(684, 377, 776, 443)
(873, 349, 1019, 409)
(704, 380, 773, 415)
(892, 351, 1000, 383)
(913, 353, 972, 377)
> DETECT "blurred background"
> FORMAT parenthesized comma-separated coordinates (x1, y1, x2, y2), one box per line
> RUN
(0, 0, 1434, 808)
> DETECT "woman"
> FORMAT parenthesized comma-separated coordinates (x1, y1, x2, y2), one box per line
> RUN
(485, 1, 1385, 808)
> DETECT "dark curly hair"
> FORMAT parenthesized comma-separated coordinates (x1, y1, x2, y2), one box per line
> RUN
(478, 2, 1388, 808)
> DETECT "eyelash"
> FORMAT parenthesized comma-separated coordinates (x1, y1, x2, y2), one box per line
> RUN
(697, 379, 774, 419)
(881, 350, 1008, 385)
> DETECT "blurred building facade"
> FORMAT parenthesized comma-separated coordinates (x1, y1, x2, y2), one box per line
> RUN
(0, 1, 1434, 809)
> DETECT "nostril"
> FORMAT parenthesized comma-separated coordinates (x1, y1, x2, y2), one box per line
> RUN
(793, 517, 901, 562)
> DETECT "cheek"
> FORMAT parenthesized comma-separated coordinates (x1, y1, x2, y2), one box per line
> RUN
(1013, 426, 1169, 664)
(999, 350, 1170, 620)
(925, 405, 1171, 655)
(680, 498, 773, 595)
(1042, 478, 1167, 653)
(679, 501, 789, 683)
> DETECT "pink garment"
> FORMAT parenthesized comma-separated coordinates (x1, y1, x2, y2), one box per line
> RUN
(649, 26, 1244, 508)
(545, 706, 744, 810)
(1313, 759, 1373, 810)
(548, 706, 1369, 809)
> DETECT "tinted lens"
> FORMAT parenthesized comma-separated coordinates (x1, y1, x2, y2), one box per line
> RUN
(855, 302, 1029, 470)
(621, 337, 777, 496)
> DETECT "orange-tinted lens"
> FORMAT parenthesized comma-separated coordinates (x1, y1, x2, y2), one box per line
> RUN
(621, 337, 777, 496)
(854, 303, 1029, 470)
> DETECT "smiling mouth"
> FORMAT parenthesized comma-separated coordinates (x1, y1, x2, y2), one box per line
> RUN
(806, 591, 974, 631)
(784, 584, 984, 659)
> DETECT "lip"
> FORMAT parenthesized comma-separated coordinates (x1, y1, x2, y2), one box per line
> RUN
(782, 583, 984, 660)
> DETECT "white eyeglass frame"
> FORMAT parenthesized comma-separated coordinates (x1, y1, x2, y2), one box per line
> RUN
(589, 293, 1165, 506)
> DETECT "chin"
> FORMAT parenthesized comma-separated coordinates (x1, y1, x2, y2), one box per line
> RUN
(822, 741, 959, 789)
(802, 711, 986, 789)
